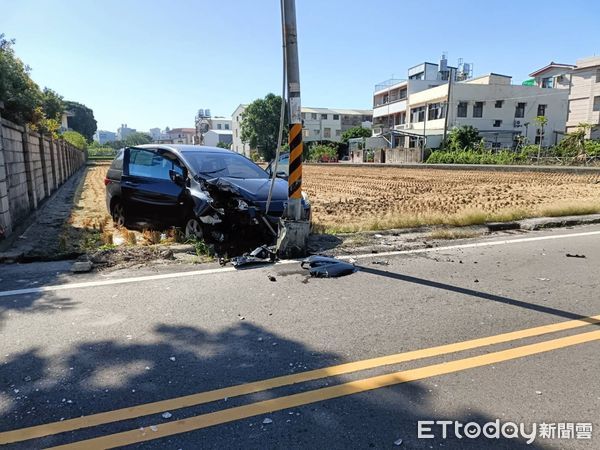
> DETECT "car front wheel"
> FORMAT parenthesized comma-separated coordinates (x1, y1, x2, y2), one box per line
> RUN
(185, 217, 204, 240)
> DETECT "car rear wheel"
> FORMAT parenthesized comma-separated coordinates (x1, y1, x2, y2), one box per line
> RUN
(112, 201, 127, 227)
(185, 218, 204, 240)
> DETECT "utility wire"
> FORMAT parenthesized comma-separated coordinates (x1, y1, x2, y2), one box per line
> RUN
(265, 0, 288, 216)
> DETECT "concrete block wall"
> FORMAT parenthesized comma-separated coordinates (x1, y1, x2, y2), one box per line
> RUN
(0, 115, 86, 240)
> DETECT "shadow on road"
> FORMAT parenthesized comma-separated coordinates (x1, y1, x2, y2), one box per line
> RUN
(0, 316, 547, 448)
(358, 265, 600, 324)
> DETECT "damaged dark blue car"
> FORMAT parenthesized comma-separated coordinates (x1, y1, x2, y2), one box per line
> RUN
(105, 144, 310, 253)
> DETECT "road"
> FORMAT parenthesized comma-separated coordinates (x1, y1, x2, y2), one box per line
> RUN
(0, 225, 599, 449)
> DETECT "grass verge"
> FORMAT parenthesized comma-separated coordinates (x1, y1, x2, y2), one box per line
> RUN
(315, 201, 600, 234)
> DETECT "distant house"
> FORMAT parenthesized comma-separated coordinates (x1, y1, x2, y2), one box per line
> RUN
(231, 104, 251, 157)
(203, 129, 233, 148)
(566, 56, 600, 138)
(166, 128, 196, 145)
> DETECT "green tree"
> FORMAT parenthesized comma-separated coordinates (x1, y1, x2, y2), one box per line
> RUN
(62, 130, 87, 150)
(340, 126, 371, 144)
(240, 93, 287, 160)
(0, 34, 43, 124)
(41, 87, 64, 121)
(444, 125, 481, 151)
(123, 132, 153, 146)
(216, 141, 231, 149)
(64, 100, 97, 142)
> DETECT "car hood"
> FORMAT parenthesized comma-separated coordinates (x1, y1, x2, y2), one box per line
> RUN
(204, 177, 292, 213)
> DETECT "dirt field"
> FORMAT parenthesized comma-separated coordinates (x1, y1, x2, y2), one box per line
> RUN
(302, 165, 600, 231)
(72, 164, 600, 239)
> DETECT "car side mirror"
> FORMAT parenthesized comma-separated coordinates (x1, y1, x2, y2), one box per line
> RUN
(276, 171, 288, 180)
(169, 169, 186, 186)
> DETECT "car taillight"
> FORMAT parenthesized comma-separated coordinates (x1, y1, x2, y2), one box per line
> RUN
(104, 177, 110, 186)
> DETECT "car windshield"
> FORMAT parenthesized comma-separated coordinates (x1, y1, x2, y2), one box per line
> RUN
(185, 152, 268, 179)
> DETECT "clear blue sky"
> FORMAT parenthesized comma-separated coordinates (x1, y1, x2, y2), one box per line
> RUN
(3, 0, 599, 132)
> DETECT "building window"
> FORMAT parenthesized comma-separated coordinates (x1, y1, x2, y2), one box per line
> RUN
(457, 102, 468, 118)
(596, 69, 600, 83)
(473, 101, 483, 118)
(515, 102, 526, 118)
(321, 114, 328, 120)
(217, 124, 222, 130)
(303, 129, 309, 137)
(324, 127, 331, 138)
(311, 113, 317, 120)
(593, 96, 600, 112)
(333, 114, 339, 120)
(336, 129, 341, 136)
(493, 120, 502, 127)
(537, 104, 547, 116)
(495, 100, 503, 108)
(235, 129, 238, 137)
(427, 103, 445, 120)
(411, 106, 426, 123)
(541, 77, 554, 88)
(313, 129, 319, 136)
(225, 124, 229, 130)
(301, 113, 306, 119)
(491, 142, 501, 148)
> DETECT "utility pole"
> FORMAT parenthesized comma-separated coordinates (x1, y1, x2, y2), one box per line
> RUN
(283, 0, 303, 221)
(276, 0, 310, 258)
(442, 74, 452, 145)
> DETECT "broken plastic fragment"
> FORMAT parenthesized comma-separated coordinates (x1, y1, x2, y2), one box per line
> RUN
(262, 418, 273, 424)
(162, 412, 172, 419)
(169, 357, 176, 362)
(301, 255, 356, 278)
(394, 438, 403, 446)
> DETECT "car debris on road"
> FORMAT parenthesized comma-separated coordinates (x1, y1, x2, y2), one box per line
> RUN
(230, 245, 277, 268)
(301, 255, 356, 278)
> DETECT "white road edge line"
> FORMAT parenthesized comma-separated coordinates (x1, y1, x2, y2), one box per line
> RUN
(1, 230, 599, 298)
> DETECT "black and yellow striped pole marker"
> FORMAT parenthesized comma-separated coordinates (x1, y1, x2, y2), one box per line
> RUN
(276, 0, 310, 258)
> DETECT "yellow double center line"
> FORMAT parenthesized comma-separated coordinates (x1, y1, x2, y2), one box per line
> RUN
(1, 315, 599, 448)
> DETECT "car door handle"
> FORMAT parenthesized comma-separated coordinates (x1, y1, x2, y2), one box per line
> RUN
(122, 181, 139, 187)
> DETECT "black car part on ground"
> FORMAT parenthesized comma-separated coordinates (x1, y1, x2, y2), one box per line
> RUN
(231, 245, 278, 268)
(301, 255, 356, 278)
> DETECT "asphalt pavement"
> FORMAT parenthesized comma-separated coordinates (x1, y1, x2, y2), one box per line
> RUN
(0, 225, 599, 449)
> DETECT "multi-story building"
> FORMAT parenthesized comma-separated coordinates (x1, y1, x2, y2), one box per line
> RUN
(566, 56, 600, 138)
(116, 124, 136, 141)
(300, 107, 372, 143)
(373, 57, 569, 149)
(93, 130, 117, 144)
(232, 104, 251, 157)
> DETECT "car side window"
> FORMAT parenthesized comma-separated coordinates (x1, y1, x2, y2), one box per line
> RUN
(128, 149, 183, 180)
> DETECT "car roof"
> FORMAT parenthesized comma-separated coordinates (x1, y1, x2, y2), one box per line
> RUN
(134, 144, 235, 158)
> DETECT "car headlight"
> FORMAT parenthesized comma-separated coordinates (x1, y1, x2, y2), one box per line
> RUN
(236, 199, 249, 210)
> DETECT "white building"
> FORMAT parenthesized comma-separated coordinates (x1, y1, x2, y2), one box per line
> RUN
(373, 57, 568, 149)
(301, 107, 372, 143)
(408, 74, 568, 148)
(203, 129, 233, 148)
(232, 104, 251, 157)
(116, 124, 136, 141)
(566, 56, 600, 138)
